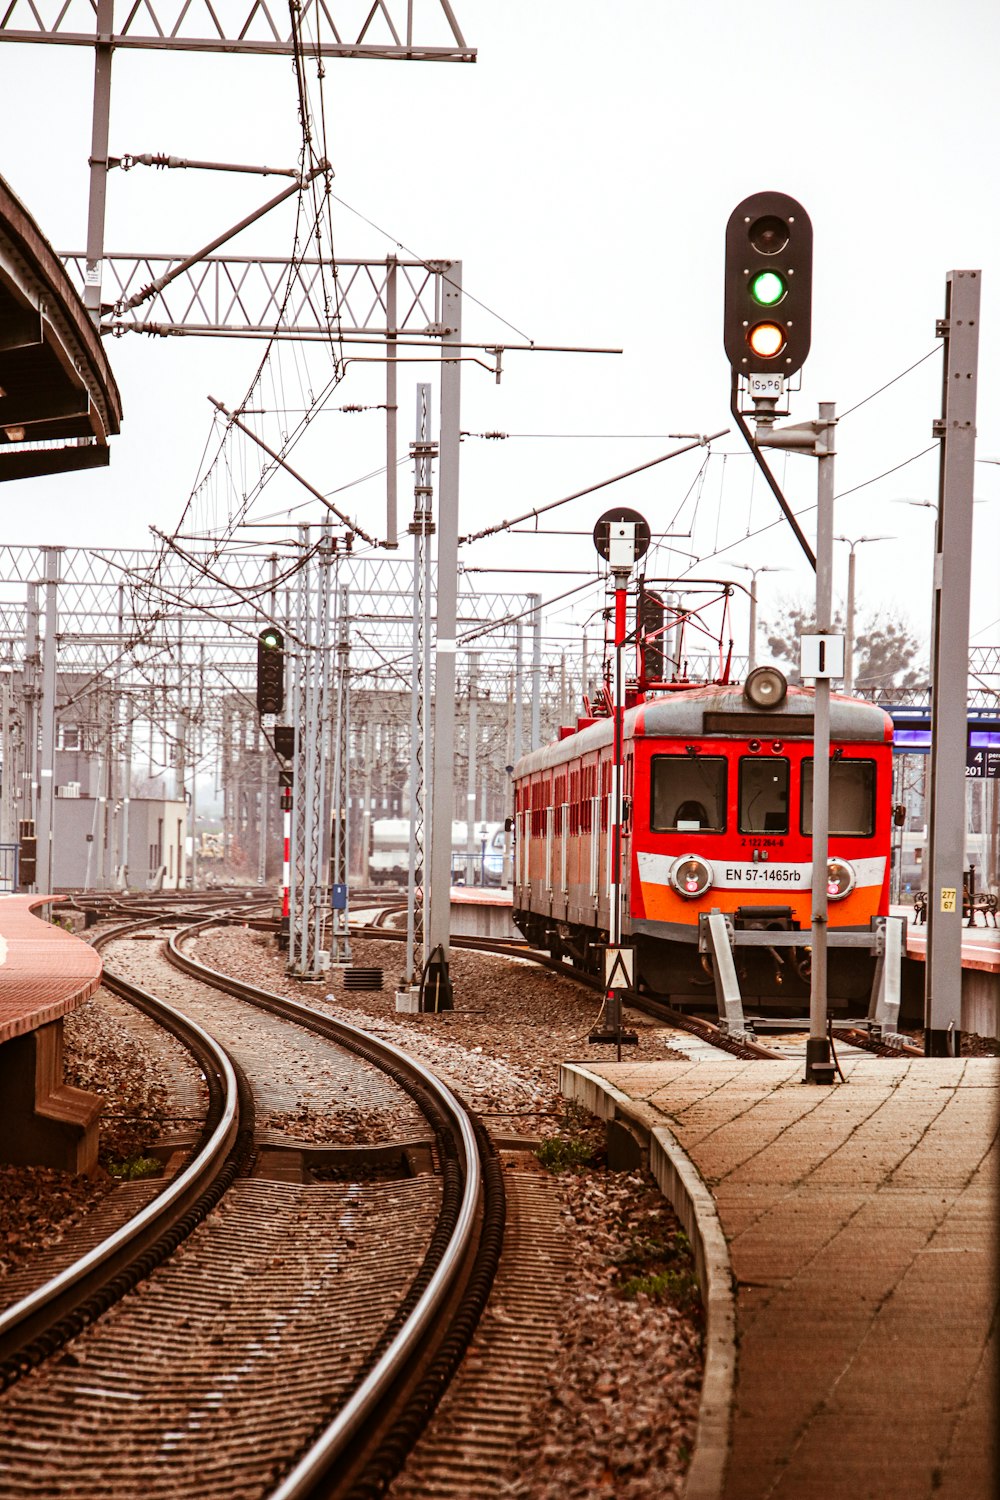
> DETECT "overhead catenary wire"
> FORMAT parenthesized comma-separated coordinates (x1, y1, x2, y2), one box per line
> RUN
(207, 396, 380, 547)
(677, 441, 941, 578)
(838, 346, 942, 421)
(322, 189, 536, 345)
(459, 431, 728, 546)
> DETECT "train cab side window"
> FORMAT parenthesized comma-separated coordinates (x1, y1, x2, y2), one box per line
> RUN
(801, 758, 876, 836)
(739, 756, 790, 834)
(650, 756, 727, 832)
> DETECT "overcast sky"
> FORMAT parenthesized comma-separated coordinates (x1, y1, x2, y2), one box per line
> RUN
(2, 0, 998, 670)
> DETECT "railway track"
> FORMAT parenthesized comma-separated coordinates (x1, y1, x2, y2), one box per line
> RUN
(3, 895, 909, 1494)
(349, 915, 788, 1060)
(0, 907, 506, 1499)
(351, 908, 929, 1063)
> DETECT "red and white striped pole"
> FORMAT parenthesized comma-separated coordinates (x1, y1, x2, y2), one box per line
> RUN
(282, 805, 291, 919)
(280, 785, 292, 948)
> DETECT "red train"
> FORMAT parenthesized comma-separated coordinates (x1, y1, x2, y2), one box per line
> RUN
(511, 666, 894, 1013)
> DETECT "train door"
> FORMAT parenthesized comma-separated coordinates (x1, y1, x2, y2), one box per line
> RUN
(621, 751, 634, 926)
(553, 771, 568, 914)
(598, 754, 613, 928)
(568, 764, 582, 920)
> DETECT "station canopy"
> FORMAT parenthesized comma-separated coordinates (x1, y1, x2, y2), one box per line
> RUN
(0, 174, 121, 481)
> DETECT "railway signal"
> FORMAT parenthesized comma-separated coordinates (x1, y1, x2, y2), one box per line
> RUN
(256, 627, 284, 715)
(724, 191, 813, 380)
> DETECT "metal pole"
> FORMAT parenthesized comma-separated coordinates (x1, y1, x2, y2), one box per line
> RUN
(805, 404, 836, 1082)
(288, 527, 309, 971)
(121, 707, 133, 889)
(748, 577, 758, 673)
(844, 546, 856, 695)
(0, 678, 12, 852)
(84, 0, 114, 326)
(405, 517, 423, 990)
(385, 257, 398, 548)
(926, 270, 981, 1056)
(426, 262, 462, 1010)
(102, 679, 114, 889)
(514, 620, 524, 761)
(21, 584, 39, 836)
(38, 549, 61, 893)
(359, 717, 373, 887)
(404, 383, 433, 995)
(465, 652, 477, 881)
(611, 586, 627, 949)
(530, 594, 542, 749)
(330, 577, 351, 966)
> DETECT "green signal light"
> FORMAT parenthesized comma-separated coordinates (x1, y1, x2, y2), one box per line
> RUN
(749, 269, 787, 307)
(262, 631, 280, 649)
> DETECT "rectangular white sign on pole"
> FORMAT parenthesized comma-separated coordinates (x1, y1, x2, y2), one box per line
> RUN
(800, 632, 845, 680)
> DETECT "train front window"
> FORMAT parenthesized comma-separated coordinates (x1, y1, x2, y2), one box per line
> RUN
(650, 756, 727, 832)
(739, 757, 789, 834)
(801, 758, 875, 836)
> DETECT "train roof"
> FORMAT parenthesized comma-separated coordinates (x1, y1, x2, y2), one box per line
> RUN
(513, 682, 893, 777)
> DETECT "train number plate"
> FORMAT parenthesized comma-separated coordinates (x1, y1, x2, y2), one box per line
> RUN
(720, 863, 807, 888)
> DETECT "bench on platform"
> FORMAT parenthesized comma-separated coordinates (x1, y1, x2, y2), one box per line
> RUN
(0, 895, 103, 1173)
(912, 888, 999, 928)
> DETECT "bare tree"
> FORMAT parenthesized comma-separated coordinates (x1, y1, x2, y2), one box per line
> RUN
(761, 597, 926, 692)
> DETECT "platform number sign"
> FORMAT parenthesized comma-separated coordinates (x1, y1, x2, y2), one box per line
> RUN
(966, 747, 1000, 779)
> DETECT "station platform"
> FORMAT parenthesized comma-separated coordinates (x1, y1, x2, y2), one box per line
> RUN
(449, 884, 517, 939)
(0, 894, 103, 1172)
(891, 903, 1000, 1037)
(561, 1054, 998, 1500)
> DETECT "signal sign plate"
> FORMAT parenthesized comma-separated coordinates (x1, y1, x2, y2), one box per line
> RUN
(604, 946, 635, 990)
(593, 508, 650, 563)
(749, 373, 785, 398)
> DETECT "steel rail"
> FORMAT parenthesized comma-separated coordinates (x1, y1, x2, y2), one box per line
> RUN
(0, 915, 245, 1375)
(346, 916, 786, 1060)
(163, 922, 487, 1498)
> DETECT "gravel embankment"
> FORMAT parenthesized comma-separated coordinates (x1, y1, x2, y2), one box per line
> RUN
(1, 989, 184, 1283)
(499, 1165, 703, 1499)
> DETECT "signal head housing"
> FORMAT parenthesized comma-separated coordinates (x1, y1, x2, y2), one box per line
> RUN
(256, 627, 285, 715)
(724, 191, 813, 378)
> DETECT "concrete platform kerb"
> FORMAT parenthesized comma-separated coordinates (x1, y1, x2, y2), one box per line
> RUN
(561, 1055, 998, 1500)
(560, 1062, 735, 1500)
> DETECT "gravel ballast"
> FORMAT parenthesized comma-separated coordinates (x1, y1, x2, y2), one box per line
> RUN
(2, 920, 706, 1496)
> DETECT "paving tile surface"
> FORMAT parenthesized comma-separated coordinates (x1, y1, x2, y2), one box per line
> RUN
(0, 894, 103, 1042)
(577, 1055, 999, 1500)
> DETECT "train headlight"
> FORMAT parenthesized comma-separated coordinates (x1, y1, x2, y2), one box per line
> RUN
(669, 855, 714, 900)
(826, 859, 856, 900)
(743, 665, 788, 709)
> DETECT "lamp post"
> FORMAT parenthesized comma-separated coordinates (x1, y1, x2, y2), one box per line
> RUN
(733, 564, 788, 672)
(833, 535, 893, 693)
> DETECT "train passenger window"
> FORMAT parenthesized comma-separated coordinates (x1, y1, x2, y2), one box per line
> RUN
(739, 757, 789, 834)
(801, 758, 875, 836)
(650, 756, 727, 832)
